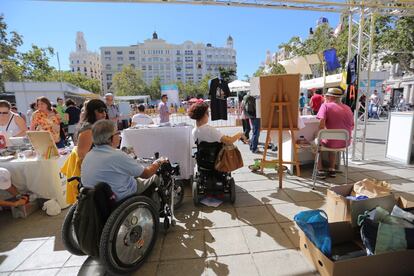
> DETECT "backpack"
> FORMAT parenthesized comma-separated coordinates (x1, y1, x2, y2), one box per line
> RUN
(244, 96, 256, 117)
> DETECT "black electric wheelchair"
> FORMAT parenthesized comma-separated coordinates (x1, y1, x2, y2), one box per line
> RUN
(192, 141, 236, 205)
(61, 159, 183, 275)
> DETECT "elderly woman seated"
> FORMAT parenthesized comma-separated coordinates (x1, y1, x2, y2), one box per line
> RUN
(315, 88, 354, 179)
(188, 102, 247, 144)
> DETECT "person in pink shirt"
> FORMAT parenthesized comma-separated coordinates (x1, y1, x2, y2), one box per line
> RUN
(316, 88, 354, 178)
(309, 89, 324, 115)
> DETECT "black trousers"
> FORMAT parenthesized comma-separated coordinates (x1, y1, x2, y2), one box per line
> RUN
(242, 119, 251, 139)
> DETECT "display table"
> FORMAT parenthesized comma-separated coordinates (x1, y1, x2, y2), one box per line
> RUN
(386, 112, 414, 164)
(121, 126, 195, 179)
(0, 156, 68, 209)
(269, 115, 320, 173)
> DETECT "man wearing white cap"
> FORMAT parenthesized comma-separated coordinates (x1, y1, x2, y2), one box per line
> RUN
(0, 168, 29, 207)
(315, 88, 354, 179)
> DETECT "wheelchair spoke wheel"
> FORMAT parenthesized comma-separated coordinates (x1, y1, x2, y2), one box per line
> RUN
(173, 180, 185, 209)
(61, 203, 85, 256)
(100, 196, 159, 275)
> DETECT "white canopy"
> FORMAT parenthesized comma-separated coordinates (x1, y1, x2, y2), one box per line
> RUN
(228, 80, 251, 92)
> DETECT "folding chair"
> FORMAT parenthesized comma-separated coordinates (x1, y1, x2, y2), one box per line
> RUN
(312, 129, 349, 189)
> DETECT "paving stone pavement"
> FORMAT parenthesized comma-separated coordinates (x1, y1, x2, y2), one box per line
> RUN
(1, 121, 413, 276)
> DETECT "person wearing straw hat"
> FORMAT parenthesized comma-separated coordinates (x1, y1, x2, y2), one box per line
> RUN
(315, 88, 354, 179)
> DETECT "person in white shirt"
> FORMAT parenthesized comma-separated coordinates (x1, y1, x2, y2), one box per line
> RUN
(188, 101, 247, 144)
(131, 104, 154, 126)
(368, 90, 380, 119)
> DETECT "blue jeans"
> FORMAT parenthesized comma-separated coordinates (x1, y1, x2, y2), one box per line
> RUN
(368, 104, 379, 119)
(250, 118, 261, 152)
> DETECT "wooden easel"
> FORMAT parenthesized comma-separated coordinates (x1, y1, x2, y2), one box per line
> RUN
(260, 79, 301, 188)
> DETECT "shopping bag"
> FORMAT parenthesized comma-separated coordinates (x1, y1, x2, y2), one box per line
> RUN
(294, 210, 332, 256)
(215, 144, 244, 172)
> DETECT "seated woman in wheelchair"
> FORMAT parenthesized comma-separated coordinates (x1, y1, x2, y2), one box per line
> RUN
(81, 119, 168, 204)
(188, 102, 246, 145)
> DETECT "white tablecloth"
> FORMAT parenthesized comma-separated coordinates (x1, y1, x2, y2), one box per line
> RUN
(121, 126, 195, 179)
(0, 156, 69, 209)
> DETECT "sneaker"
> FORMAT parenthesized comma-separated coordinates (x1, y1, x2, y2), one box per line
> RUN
(316, 170, 327, 179)
(328, 170, 336, 178)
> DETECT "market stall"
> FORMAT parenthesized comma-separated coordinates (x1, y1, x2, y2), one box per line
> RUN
(121, 125, 195, 180)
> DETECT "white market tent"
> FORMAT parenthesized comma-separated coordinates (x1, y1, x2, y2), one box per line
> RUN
(4, 82, 99, 113)
(228, 80, 250, 92)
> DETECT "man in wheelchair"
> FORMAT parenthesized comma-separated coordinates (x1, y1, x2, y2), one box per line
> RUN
(81, 119, 168, 204)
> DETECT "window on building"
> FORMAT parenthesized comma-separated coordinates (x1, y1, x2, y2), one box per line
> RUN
(148, 65, 152, 71)
(129, 56, 135, 60)
(117, 64, 123, 71)
(197, 64, 202, 69)
(116, 51, 123, 55)
(142, 57, 146, 62)
(148, 58, 152, 62)
(71, 60, 74, 64)
(197, 50, 202, 55)
(105, 64, 111, 70)
(104, 51, 111, 55)
(142, 65, 146, 70)
(117, 57, 123, 61)
(129, 51, 135, 55)
(71, 68, 74, 72)
(176, 50, 181, 55)
(106, 74, 112, 81)
(207, 55, 212, 59)
(107, 83, 112, 89)
(77, 60, 80, 64)
(105, 57, 111, 61)
(77, 67, 80, 71)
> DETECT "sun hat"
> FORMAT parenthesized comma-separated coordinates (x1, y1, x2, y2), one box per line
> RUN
(325, 88, 344, 97)
(0, 168, 12, 190)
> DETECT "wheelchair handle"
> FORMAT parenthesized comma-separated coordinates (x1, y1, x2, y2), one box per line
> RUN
(68, 176, 81, 183)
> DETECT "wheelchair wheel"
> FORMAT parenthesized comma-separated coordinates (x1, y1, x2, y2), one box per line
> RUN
(173, 180, 185, 209)
(61, 203, 85, 256)
(192, 179, 201, 206)
(99, 196, 159, 275)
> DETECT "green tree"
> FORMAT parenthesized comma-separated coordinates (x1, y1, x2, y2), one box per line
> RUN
(218, 67, 236, 82)
(376, 16, 414, 74)
(147, 76, 161, 100)
(111, 65, 146, 96)
(47, 71, 101, 94)
(198, 74, 212, 97)
(20, 45, 55, 81)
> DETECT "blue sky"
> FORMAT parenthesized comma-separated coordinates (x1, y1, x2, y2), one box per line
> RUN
(1, 0, 339, 78)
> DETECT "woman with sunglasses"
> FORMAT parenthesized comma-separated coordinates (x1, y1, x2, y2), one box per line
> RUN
(76, 99, 107, 162)
(0, 100, 27, 137)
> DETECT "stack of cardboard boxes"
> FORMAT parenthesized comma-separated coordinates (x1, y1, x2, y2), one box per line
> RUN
(298, 183, 414, 276)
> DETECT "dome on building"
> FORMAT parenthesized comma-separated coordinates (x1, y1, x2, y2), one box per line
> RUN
(317, 17, 329, 26)
(227, 35, 233, 41)
(152, 31, 158, 40)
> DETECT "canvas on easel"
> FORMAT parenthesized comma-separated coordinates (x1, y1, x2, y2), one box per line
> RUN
(251, 74, 301, 188)
(26, 131, 59, 159)
(251, 74, 300, 129)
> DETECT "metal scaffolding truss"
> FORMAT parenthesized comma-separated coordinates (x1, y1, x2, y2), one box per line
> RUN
(51, 0, 414, 16)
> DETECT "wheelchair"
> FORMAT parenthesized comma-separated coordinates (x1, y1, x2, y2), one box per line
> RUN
(192, 141, 236, 205)
(61, 160, 183, 275)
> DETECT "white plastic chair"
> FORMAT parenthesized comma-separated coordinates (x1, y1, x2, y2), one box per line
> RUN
(312, 129, 349, 189)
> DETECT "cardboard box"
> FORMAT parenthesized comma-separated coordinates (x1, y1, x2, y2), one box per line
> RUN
(326, 184, 396, 227)
(11, 200, 39, 218)
(299, 221, 414, 276)
(397, 195, 414, 209)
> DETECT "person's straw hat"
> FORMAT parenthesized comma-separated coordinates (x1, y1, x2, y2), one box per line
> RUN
(325, 88, 343, 97)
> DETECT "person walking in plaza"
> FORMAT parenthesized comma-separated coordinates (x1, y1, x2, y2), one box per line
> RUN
(30, 96, 64, 148)
(240, 93, 251, 140)
(131, 104, 154, 126)
(0, 100, 27, 137)
(368, 90, 380, 119)
(104, 93, 120, 125)
(315, 88, 354, 179)
(309, 89, 324, 115)
(64, 99, 81, 139)
(299, 92, 306, 115)
(242, 94, 260, 153)
(56, 97, 67, 124)
(158, 94, 170, 123)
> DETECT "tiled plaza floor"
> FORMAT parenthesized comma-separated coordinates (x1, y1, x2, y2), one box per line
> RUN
(1, 120, 414, 276)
